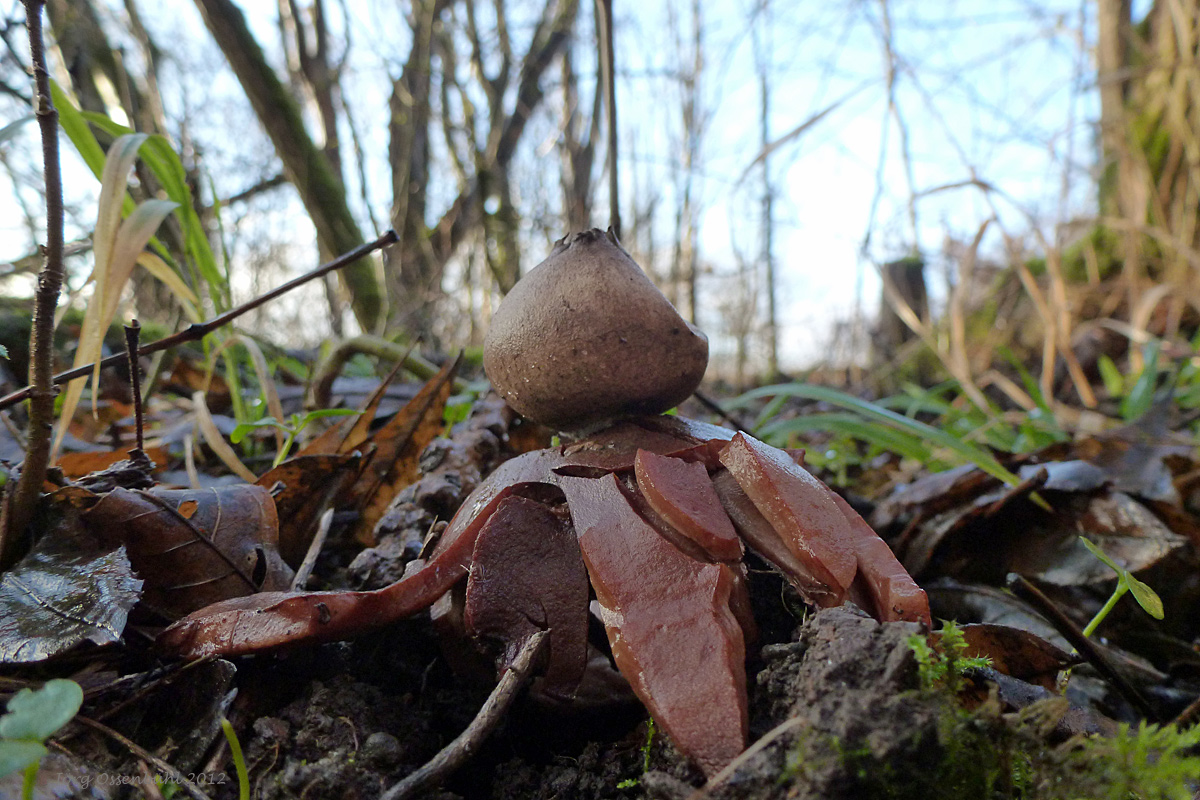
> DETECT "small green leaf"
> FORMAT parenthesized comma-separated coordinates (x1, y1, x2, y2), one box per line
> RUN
(1080, 536, 1124, 577)
(0, 680, 83, 742)
(296, 408, 361, 424)
(1121, 341, 1161, 422)
(0, 740, 47, 780)
(0, 344, 8, 359)
(230, 417, 283, 444)
(1126, 573, 1165, 620)
(1097, 354, 1124, 398)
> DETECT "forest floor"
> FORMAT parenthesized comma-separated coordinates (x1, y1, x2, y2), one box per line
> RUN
(2, 365, 1199, 799)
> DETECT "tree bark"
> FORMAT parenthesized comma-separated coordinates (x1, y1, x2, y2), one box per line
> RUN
(192, 0, 382, 332)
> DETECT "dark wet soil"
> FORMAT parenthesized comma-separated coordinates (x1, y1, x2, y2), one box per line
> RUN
(196, 603, 950, 800)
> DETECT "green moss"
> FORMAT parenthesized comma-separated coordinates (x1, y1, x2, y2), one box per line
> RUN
(774, 626, 1200, 799)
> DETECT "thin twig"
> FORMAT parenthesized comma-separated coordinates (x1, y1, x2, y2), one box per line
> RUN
(686, 714, 811, 799)
(73, 715, 214, 800)
(0, 229, 398, 414)
(2, 0, 65, 568)
(291, 508, 334, 590)
(691, 390, 750, 433)
(380, 630, 549, 800)
(124, 320, 144, 452)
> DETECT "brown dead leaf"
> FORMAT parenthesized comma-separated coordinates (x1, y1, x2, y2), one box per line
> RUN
(256, 452, 363, 566)
(57, 446, 169, 480)
(1075, 414, 1195, 505)
(345, 355, 461, 543)
(1007, 491, 1188, 585)
(165, 352, 230, 404)
(294, 360, 410, 459)
(956, 623, 1075, 690)
(83, 485, 293, 619)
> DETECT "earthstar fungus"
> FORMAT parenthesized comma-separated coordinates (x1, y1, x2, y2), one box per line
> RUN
(157, 230, 930, 779)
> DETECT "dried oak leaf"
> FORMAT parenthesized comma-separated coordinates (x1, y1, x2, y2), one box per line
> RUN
(83, 484, 292, 619)
(0, 541, 142, 663)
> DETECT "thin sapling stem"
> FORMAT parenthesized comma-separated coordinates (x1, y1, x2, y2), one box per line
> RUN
(1, 0, 66, 569)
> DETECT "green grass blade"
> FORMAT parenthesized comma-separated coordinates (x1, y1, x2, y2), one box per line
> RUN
(1122, 341, 1161, 422)
(758, 412, 934, 464)
(80, 112, 225, 305)
(729, 383, 1022, 485)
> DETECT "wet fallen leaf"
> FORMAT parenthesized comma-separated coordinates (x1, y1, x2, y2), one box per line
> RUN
(56, 446, 169, 481)
(1075, 414, 1194, 505)
(1006, 492, 1187, 586)
(955, 623, 1075, 690)
(925, 578, 1071, 651)
(0, 540, 142, 663)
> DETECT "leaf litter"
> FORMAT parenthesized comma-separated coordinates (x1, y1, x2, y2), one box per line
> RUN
(2, 362, 1200, 798)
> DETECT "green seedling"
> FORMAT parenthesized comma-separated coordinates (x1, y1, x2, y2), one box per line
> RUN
(908, 621, 992, 694)
(0, 679, 84, 800)
(231, 408, 361, 468)
(221, 718, 249, 800)
(1079, 536, 1164, 637)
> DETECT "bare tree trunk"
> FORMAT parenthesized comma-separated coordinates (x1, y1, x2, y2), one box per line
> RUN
(1096, 0, 1144, 296)
(1096, 0, 1134, 220)
(278, 0, 347, 334)
(755, 0, 778, 378)
(388, 0, 579, 343)
(387, 0, 445, 340)
(45, 0, 120, 116)
(192, 0, 382, 332)
(668, 0, 703, 325)
(559, 15, 601, 233)
(873, 255, 928, 372)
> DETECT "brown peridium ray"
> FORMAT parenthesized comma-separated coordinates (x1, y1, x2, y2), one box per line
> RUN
(158, 229, 930, 779)
(157, 229, 715, 655)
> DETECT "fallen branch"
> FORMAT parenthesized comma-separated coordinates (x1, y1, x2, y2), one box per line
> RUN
(1008, 573, 1158, 721)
